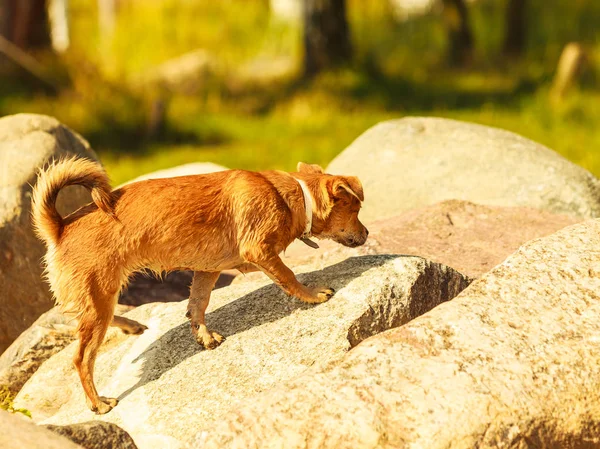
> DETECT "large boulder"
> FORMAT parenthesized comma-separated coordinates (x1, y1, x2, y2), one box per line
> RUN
(364, 200, 578, 278)
(192, 219, 600, 448)
(327, 117, 600, 222)
(0, 114, 100, 353)
(15, 255, 469, 448)
(0, 409, 83, 449)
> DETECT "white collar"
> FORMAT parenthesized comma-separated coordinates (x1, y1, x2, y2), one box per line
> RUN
(296, 178, 319, 249)
(297, 179, 313, 237)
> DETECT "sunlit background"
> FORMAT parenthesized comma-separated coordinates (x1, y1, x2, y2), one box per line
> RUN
(1, 0, 598, 184)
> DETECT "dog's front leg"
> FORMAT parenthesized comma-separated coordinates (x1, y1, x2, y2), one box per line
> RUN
(187, 271, 223, 349)
(247, 252, 334, 304)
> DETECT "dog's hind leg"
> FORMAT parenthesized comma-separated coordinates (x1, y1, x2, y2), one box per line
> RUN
(186, 271, 223, 349)
(74, 300, 117, 414)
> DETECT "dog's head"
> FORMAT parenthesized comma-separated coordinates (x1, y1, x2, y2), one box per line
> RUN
(296, 162, 368, 248)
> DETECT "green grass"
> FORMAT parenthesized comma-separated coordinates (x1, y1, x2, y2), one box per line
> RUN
(0, 386, 31, 418)
(1, 0, 599, 185)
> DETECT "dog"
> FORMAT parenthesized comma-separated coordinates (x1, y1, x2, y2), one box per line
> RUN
(31, 158, 368, 414)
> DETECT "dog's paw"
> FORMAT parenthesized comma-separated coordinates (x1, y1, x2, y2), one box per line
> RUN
(198, 331, 224, 350)
(305, 287, 335, 303)
(193, 324, 224, 350)
(92, 397, 118, 415)
(121, 321, 148, 335)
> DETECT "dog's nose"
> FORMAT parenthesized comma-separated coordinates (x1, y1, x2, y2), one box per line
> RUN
(365, 228, 369, 237)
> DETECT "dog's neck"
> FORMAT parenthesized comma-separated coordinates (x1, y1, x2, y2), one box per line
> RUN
(295, 178, 319, 249)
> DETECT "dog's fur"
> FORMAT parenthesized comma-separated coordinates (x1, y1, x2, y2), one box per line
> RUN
(31, 158, 368, 414)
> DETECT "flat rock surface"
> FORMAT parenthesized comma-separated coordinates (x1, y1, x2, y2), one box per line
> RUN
(192, 219, 600, 449)
(364, 200, 579, 278)
(327, 117, 600, 222)
(15, 255, 469, 449)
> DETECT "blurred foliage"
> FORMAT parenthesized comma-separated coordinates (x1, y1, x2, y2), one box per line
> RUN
(0, 385, 31, 417)
(0, 0, 599, 184)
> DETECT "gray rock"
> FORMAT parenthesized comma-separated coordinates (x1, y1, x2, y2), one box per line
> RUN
(192, 219, 600, 449)
(0, 114, 100, 353)
(15, 255, 469, 449)
(119, 270, 236, 306)
(119, 271, 194, 307)
(327, 117, 600, 222)
(0, 305, 132, 395)
(0, 308, 75, 394)
(45, 421, 138, 449)
(0, 409, 83, 449)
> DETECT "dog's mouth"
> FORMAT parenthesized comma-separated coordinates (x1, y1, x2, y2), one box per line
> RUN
(335, 235, 367, 248)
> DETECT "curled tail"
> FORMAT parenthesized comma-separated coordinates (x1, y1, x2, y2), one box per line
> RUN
(31, 157, 115, 246)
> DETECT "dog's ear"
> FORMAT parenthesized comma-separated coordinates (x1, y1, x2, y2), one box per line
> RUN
(297, 162, 324, 174)
(332, 176, 364, 202)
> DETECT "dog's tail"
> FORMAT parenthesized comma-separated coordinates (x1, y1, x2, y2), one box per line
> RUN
(32, 157, 115, 246)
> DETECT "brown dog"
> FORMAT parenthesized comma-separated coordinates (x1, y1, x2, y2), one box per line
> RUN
(31, 158, 368, 414)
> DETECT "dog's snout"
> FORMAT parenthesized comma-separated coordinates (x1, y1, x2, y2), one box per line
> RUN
(365, 228, 369, 237)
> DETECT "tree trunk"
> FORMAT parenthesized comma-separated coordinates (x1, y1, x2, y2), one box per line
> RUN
(0, 0, 51, 50)
(48, 0, 69, 53)
(441, 0, 473, 67)
(0, 1, 11, 42)
(270, 0, 302, 22)
(98, 0, 116, 41)
(550, 42, 585, 102)
(302, 0, 352, 77)
(502, 0, 526, 58)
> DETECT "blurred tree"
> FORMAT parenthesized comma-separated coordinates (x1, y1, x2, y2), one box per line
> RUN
(441, 0, 473, 67)
(270, 0, 302, 22)
(550, 42, 585, 102)
(0, 0, 51, 50)
(302, 0, 352, 76)
(98, 0, 116, 41)
(0, 0, 57, 90)
(502, 0, 526, 58)
(48, 0, 70, 53)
